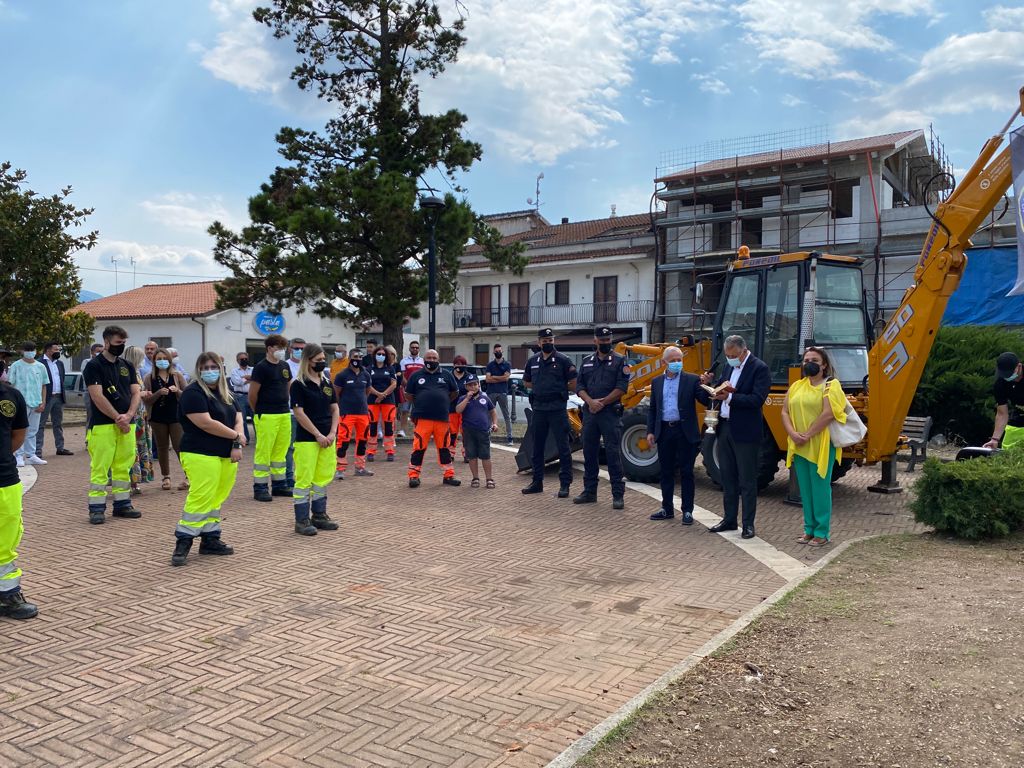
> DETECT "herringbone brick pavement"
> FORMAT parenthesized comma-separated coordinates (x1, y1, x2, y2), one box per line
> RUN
(4, 427, 784, 767)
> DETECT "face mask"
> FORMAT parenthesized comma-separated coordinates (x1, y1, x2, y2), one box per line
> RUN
(424, 360, 439, 371)
(108, 343, 125, 357)
(335, 350, 345, 359)
(349, 358, 361, 368)
(802, 361, 821, 378)
(726, 356, 741, 368)
(22, 351, 36, 360)
(454, 366, 465, 374)
(200, 370, 221, 384)
(239, 358, 249, 367)
(667, 361, 683, 374)
(597, 343, 613, 354)
(156, 360, 170, 370)
(273, 349, 287, 361)
(50, 352, 61, 361)
(313, 361, 327, 373)
(292, 349, 303, 360)
(1006, 372, 1020, 383)
(541, 343, 554, 354)
(494, 352, 502, 359)
(375, 354, 386, 363)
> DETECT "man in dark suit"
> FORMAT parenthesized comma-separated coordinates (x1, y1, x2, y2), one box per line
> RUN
(646, 346, 711, 524)
(707, 334, 770, 539)
(35, 340, 72, 457)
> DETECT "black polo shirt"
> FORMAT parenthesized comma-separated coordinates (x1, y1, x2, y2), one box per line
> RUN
(251, 359, 292, 414)
(82, 354, 137, 425)
(576, 353, 631, 400)
(0, 383, 29, 488)
(291, 376, 337, 441)
(367, 363, 398, 405)
(334, 367, 372, 416)
(405, 369, 457, 421)
(994, 377, 1024, 427)
(523, 351, 577, 412)
(178, 382, 239, 459)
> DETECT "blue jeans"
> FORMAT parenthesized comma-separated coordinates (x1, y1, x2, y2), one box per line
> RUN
(285, 414, 297, 484)
(233, 394, 252, 442)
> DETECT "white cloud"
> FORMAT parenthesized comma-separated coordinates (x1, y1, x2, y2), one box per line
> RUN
(691, 73, 730, 95)
(651, 46, 680, 65)
(736, 0, 939, 80)
(780, 93, 807, 107)
(79, 240, 228, 294)
(139, 192, 240, 235)
(193, 0, 285, 94)
(838, 5, 1024, 138)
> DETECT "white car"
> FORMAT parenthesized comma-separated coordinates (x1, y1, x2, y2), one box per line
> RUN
(504, 369, 584, 423)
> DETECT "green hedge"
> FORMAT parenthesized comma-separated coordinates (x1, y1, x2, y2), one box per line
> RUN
(910, 325, 1024, 445)
(911, 451, 1024, 539)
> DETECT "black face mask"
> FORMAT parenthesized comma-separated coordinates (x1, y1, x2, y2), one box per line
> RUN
(494, 352, 502, 359)
(802, 361, 821, 378)
(349, 358, 361, 368)
(424, 360, 439, 371)
(454, 366, 465, 374)
(597, 343, 613, 354)
(541, 343, 554, 354)
(108, 343, 125, 357)
(313, 361, 327, 373)
(239, 358, 249, 367)
(50, 352, 61, 361)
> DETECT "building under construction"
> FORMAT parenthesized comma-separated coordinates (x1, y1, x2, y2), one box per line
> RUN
(652, 126, 1015, 340)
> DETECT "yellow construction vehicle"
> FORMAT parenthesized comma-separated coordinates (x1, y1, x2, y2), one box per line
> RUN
(613, 87, 1024, 489)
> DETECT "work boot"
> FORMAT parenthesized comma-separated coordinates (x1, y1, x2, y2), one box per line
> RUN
(171, 537, 193, 567)
(386, 454, 395, 462)
(0, 590, 38, 620)
(557, 484, 571, 498)
(442, 476, 462, 487)
(612, 496, 625, 510)
(521, 482, 543, 495)
(366, 454, 375, 462)
(112, 506, 142, 519)
(573, 492, 597, 505)
(88, 509, 105, 525)
(294, 518, 318, 536)
(409, 477, 421, 488)
(271, 485, 293, 497)
(198, 536, 234, 556)
(311, 512, 339, 531)
(254, 487, 273, 502)
(355, 467, 374, 477)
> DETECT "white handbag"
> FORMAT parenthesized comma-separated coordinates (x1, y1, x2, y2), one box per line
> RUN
(826, 382, 867, 448)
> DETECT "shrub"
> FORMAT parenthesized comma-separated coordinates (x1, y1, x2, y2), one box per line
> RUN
(911, 451, 1024, 539)
(910, 325, 1024, 445)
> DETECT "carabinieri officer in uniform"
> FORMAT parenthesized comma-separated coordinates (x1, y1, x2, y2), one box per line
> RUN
(574, 326, 631, 510)
(522, 328, 577, 498)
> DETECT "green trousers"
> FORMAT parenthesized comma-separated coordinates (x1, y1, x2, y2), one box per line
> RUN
(793, 445, 835, 540)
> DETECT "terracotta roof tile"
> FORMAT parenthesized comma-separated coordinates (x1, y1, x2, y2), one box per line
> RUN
(468, 212, 653, 255)
(656, 130, 924, 183)
(76, 281, 221, 320)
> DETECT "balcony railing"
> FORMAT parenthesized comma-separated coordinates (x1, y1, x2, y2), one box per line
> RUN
(453, 300, 655, 329)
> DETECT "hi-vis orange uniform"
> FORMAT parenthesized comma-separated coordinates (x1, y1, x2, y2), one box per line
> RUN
(404, 368, 458, 481)
(334, 365, 372, 474)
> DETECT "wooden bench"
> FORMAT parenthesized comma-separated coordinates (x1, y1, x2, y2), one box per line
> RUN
(898, 416, 933, 472)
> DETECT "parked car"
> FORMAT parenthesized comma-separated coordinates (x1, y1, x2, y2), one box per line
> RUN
(506, 368, 584, 422)
(63, 371, 89, 409)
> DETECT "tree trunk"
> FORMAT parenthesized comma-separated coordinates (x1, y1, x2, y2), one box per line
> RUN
(380, 317, 406, 353)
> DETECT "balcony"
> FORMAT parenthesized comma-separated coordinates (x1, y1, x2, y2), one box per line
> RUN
(453, 300, 655, 329)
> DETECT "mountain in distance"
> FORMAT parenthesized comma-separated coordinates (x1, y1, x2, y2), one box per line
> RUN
(78, 289, 103, 304)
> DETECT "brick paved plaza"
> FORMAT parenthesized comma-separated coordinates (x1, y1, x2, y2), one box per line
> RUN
(2, 426, 918, 767)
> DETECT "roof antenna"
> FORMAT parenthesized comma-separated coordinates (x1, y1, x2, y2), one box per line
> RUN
(527, 172, 544, 212)
(610, 203, 617, 218)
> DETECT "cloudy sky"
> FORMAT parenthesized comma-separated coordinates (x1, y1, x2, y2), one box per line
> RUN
(2, 0, 1022, 296)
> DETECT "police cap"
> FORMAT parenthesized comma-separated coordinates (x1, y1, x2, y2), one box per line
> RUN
(997, 351, 1020, 378)
(593, 326, 613, 339)
(538, 328, 555, 339)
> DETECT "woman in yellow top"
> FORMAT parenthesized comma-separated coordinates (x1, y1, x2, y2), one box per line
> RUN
(781, 346, 847, 547)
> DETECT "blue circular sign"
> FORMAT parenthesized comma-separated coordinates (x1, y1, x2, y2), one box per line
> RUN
(253, 311, 285, 336)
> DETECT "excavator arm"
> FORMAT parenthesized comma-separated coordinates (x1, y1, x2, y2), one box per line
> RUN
(865, 87, 1024, 461)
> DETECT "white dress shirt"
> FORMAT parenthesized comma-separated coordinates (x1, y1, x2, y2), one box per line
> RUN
(719, 353, 747, 419)
(45, 357, 62, 394)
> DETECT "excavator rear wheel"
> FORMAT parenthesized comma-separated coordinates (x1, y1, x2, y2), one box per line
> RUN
(701, 427, 783, 492)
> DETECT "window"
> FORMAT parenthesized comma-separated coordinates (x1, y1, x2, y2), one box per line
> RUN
(594, 276, 618, 323)
(474, 343, 489, 366)
(762, 266, 800, 382)
(437, 346, 456, 363)
(471, 285, 499, 326)
(509, 282, 530, 325)
(832, 181, 856, 219)
(546, 280, 569, 306)
(150, 336, 173, 349)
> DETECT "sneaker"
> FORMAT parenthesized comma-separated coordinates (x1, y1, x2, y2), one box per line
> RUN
(171, 537, 192, 567)
(88, 509, 105, 525)
(56, 448, 74, 456)
(366, 454, 375, 463)
(294, 518, 318, 536)
(386, 454, 395, 462)
(198, 537, 234, 555)
(442, 476, 462, 487)
(409, 477, 421, 488)
(111, 507, 142, 519)
(397, 430, 407, 438)
(335, 472, 345, 481)
(15, 456, 24, 468)
(25, 455, 47, 465)
(0, 590, 38, 620)
(355, 468, 374, 477)
(506, 438, 515, 445)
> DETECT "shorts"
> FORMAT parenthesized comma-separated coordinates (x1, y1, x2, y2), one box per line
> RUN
(399, 401, 412, 413)
(462, 427, 491, 461)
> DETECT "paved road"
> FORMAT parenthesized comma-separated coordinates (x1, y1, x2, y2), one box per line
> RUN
(2, 427, 917, 767)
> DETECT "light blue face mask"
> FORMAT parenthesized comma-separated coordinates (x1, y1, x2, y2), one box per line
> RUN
(200, 369, 221, 384)
(666, 361, 683, 374)
(726, 356, 741, 368)
(156, 360, 170, 370)
(1007, 372, 1020, 383)
(22, 351, 36, 360)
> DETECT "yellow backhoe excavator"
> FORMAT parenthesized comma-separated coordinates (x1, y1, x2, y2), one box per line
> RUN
(604, 86, 1024, 488)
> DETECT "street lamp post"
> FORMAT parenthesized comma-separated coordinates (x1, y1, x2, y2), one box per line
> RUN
(419, 194, 445, 351)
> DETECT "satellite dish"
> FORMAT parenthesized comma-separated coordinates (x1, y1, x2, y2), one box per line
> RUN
(527, 197, 533, 205)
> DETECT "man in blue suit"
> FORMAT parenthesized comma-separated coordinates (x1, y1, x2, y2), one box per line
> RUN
(646, 346, 712, 524)
(707, 334, 771, 539)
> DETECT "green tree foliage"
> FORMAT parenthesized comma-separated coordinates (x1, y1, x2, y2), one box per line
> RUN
(0, 162, 97, 352)
(210, 0, 527, 348)
(909, 325, 1024, 445)
(912, 451, 1024, 539)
